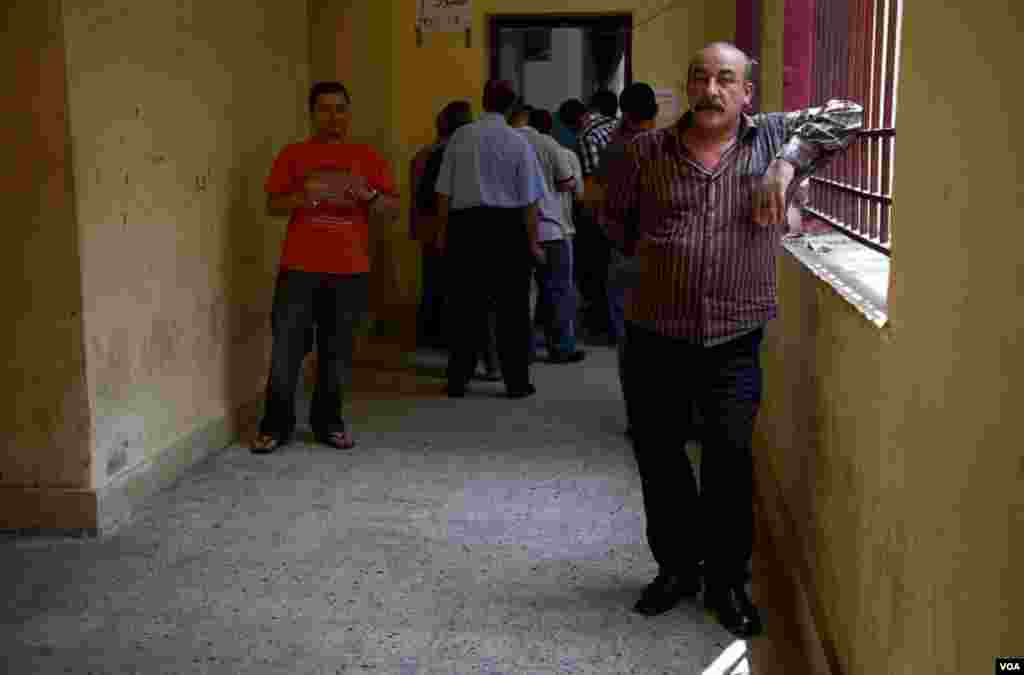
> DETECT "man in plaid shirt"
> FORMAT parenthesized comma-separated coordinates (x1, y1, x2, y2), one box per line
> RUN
(576, 92, 620, 179)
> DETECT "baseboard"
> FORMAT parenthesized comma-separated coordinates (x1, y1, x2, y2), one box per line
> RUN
(96, 397, 263, 535)
(749, 456, 841, 675)
(0, 486, 98, 535)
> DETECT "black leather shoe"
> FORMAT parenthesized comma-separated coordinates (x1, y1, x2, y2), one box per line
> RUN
(633, 572, 701, 616)
(506, 384, 536, 399)
(704, 585, 763, 638)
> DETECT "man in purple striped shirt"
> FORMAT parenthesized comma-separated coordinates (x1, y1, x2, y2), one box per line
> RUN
(603, 42, 862, 637)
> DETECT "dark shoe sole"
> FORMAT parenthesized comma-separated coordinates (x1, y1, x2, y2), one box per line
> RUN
(704, 591, 764, 638)
(633, 586, 700, 616)
(548, 350, 587, 364)
(633, 574, 701, 616)
(506, 384, 536, 399)
(706, 606, 764, 638)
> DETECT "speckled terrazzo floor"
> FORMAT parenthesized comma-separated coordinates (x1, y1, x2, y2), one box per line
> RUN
(1, 346, 749, 675)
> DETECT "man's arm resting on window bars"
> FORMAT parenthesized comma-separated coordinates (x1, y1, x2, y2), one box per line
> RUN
(776, 99, 864, 176)
(755, 100, 864, 227)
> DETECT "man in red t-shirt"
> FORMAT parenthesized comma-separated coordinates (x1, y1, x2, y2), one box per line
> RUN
(251, 81, 399, 454)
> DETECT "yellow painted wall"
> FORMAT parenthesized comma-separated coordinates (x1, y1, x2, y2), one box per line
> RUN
(312, 0, 735, 343)
(753, 1, 1023, 673)
(0, 1, 93, 509)
(310, 0, 416, 347)
(62, 0, 310, 492)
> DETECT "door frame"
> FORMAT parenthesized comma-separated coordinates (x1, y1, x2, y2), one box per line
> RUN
(487, 13, 633, 95)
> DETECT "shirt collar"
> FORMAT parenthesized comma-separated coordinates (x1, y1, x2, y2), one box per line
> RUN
(481, 112, 508, 125)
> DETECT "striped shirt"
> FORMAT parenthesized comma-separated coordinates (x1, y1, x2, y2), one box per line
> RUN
(603, 100, 863, 345)
(577, 113, 619, 176)
(435, 113, 547, 210)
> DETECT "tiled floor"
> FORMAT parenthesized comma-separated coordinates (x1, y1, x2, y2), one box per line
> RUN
(1, 347, 746, 675)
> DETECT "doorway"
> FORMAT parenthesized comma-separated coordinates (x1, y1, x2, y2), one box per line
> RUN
(488, 14, 632, 148)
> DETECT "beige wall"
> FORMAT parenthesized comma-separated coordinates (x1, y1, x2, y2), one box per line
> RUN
(0, 0, 94, 527)
(311, 0, 735, 342)
(753, 1, 1022, 673)
(310, 0, 413, 345)
(61, 0, 310, 497)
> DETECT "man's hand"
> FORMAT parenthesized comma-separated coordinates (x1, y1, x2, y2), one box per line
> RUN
(753, 159, 796, 226)
(330, 174, 370, 208)
(347, 176, 377, 204)
(302, 173, 329, 198)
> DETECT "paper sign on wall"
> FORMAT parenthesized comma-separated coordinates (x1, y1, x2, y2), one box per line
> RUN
(417, 0, 472, 33)
(654, 88, 683, 128)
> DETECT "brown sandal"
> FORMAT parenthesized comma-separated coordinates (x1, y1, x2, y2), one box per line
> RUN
(250, 433, 290, 454)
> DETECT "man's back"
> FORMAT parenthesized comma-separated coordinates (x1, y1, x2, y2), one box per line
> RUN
(438, 113, 545, 211)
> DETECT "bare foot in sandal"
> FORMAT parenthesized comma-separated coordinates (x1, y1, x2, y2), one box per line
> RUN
(250, 434, 288, 454)
(319, 430, 356, 450)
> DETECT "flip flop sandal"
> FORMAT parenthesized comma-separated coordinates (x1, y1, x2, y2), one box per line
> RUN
(250, 433, 290, 454)
(318, 430, 356, 450)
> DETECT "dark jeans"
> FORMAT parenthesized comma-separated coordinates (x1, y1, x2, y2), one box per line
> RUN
(445, 206, 533, 392)
(531, 238, 577, 356)
(416, 246, 446, 349)
(626, 322, 764, 589)
(259, 270, 368, 438)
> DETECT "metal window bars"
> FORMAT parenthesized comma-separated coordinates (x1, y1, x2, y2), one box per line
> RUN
(806, 0, 902, 255)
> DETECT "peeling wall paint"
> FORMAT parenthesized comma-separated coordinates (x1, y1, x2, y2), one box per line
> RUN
(61, 0, 310, 490)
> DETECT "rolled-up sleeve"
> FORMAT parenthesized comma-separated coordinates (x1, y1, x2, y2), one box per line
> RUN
(776, 99, 864, 176)
(601, 141, 641, 255)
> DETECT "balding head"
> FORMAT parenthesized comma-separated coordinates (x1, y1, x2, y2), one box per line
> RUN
(688, 42, 754, 84)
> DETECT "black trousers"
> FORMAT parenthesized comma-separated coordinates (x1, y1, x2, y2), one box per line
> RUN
(625, 322, 764, 589)
(416, 245, 446, 349)
(572, 208, 611, 338)
(444, 206, 533, 392)
(259, 270, 368, 438)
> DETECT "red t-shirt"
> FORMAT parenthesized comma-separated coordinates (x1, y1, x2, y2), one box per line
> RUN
(265, 139, 397, 274)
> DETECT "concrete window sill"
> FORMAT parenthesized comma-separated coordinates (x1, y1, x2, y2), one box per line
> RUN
(781, 231, 890, 328)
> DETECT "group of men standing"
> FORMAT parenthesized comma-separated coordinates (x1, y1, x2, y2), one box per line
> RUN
(250, 41, 863, 640)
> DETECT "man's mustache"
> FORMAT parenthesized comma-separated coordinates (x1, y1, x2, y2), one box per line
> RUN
(694, 100, 725, 112)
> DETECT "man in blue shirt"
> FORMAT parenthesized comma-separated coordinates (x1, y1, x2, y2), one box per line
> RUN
(435, 80, 548, 398)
